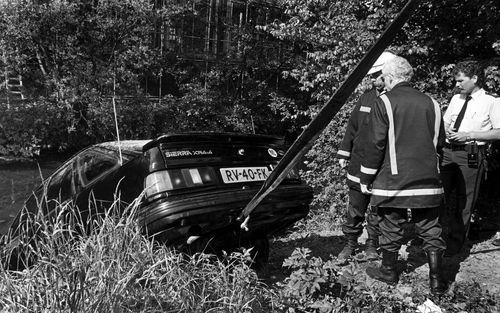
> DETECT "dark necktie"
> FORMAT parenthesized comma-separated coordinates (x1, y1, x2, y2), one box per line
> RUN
(452, 95, 472, 131)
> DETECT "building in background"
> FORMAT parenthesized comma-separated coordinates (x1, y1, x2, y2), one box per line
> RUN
(154, 0, 281, 61)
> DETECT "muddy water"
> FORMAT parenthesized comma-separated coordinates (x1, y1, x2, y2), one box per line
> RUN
(0, 161, 61, 235)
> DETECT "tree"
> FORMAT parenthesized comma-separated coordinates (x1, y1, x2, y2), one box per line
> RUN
(258, 0, 500, 214)
(0, 0, 201, 154)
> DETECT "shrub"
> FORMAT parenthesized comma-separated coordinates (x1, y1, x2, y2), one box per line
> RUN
(0, 100, 70, 158)
(271, 247, 499, 313)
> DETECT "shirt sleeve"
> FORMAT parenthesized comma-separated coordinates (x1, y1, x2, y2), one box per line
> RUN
(443, 95, 457, 129)
(489, 96, 500, 129)
(359, 97, 388, 185)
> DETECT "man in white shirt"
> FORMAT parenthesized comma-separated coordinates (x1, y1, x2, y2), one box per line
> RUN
(441, 60, 500, 256)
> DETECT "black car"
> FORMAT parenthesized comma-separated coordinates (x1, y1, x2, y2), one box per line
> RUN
(6, 133, 313, 266)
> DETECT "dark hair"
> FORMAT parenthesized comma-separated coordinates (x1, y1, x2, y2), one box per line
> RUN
(453, 60, 484, 87)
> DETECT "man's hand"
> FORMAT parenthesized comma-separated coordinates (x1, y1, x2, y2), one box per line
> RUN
(361, 184, 372, 195)
(338, 159, 348, 169)
(447, 129, 470, 143)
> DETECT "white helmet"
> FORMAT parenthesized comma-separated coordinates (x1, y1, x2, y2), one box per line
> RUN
(367, 51, 397, 75)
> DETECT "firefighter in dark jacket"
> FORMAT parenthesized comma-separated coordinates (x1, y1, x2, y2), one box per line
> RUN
(336, 51, 396, 261)
(360, 56, 447, 295)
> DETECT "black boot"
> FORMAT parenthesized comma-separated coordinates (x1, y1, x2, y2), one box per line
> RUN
(366, 250, 399, 285)
(410, 237, 424, 247)
(365, 238, 379, 260)
(427, 250, 447, 295)
(338, 237, 358, 261)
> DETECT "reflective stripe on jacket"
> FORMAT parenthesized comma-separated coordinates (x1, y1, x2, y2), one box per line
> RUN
(336, 88, 378, 189)
(359, 82, 444, 208)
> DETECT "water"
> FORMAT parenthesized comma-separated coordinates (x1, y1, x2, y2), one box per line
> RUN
(0, 161, 61, 235)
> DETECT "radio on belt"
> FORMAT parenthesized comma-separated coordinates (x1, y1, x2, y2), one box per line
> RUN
(467, 141, 479, 168)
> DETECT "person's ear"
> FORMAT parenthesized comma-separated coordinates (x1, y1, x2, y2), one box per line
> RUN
(471, 75, 478, 84)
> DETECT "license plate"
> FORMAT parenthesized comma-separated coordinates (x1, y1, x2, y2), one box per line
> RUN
(219, 166, 272, 183)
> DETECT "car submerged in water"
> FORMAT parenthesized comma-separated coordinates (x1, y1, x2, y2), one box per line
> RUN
(5, 133, 313, 268)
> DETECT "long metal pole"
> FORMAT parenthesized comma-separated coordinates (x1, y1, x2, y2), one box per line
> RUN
(239, 0, 422, 230)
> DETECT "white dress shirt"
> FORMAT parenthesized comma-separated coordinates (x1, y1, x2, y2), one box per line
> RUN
(443, 88, 500, 145)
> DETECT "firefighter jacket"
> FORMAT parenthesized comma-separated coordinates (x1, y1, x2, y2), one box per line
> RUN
(336, 88, 378, 190)
(359, 82, 444, 208)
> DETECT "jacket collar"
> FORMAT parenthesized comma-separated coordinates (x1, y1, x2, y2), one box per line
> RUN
(392, 82, 411, 89)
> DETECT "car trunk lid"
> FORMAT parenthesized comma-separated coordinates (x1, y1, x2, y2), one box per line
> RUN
(142, 133, 299, 200)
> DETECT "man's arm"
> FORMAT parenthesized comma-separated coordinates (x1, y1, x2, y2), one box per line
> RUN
(336, 96, 364, 166)
(467, 129, 500, 141)
(447, 129, 500, 142)
(449, 98, 500, 142)
(359, 97, 389, 190)
(442, 95, 457, 138)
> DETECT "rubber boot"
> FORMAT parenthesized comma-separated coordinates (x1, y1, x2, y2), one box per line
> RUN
(365, 238, 379, 260)
(410, 237, 424, 248)
(338, 237, 357, 261)
(428, 250, 447, 295)
(366, 250, 399, 285)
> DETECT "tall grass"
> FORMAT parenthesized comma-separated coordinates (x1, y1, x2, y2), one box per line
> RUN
(0, 197, 274, 312)
(1, 192, 497, 313)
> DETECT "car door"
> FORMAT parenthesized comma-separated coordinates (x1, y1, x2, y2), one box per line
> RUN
(74, 147, 121, 223)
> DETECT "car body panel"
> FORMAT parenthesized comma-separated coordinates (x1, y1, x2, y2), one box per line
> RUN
(7, 133, 312, 262)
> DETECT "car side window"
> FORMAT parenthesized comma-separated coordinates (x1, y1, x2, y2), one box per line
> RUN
(78, 149, 118, 186)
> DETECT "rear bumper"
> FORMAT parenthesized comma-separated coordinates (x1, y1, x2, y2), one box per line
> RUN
(138, 184, 313, 245)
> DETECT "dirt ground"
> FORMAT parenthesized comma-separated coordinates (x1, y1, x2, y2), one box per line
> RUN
(263, 168, 500, 302)
(265, 227, 500, 297)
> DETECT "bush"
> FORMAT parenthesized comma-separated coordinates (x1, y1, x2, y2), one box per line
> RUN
(0, 87, 236, 158)
(0, 100, 70, 158)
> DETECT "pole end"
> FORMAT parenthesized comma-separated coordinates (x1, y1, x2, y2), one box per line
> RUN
(240, 216, 250, 231)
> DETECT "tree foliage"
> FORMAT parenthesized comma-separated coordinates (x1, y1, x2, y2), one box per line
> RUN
(1, 0, 500, 218)
(0, 0, 165, 99)
(258, 0, 500, 213)
(0, 0, 236, 155)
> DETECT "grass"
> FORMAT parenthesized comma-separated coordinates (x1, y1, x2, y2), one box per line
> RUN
(0, 194, 497, 312)
(0, 198, 273, 312)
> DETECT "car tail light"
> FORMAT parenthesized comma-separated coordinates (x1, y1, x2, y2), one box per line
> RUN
(145, 167, 216, 198)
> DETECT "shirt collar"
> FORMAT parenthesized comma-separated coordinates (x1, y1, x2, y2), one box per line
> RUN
(469, 88, 485, 101)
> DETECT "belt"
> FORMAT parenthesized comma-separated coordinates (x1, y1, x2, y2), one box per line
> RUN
(444, 142, 485, 151)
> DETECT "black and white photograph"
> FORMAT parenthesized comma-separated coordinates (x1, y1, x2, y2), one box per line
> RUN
(0, 0, 499, 311)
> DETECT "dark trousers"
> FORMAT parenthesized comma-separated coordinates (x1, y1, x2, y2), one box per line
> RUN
(378, 207, 446, 253)
(440, 147, 485, 251)
(342, 188, 380, 240)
